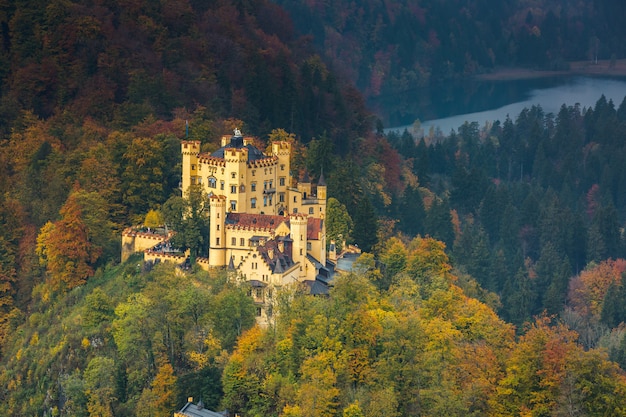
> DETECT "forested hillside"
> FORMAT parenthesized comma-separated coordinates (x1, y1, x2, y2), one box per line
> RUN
(275, 0, 626, 97)
(2, 0, 626, 416)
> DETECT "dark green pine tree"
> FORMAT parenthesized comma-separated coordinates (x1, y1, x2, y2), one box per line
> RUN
(588, 202, 623, 262)
(502, 265, 537, 328)
(535, 242, 572, 314)
(467, 227, 493, 291)
(601, 274, 626, 328)
(398, 184, 425, 237)
(352, 194, 378, 253)
(424, 197, 455, 248)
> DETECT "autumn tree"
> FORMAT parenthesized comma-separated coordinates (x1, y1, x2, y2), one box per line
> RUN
(121, 137, 167, 222)
(36, 189, 108, 291)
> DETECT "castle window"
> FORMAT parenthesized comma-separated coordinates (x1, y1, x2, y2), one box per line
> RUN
(230, 201, 237, 211)
(208, 177, 217, 188)
(279, 177, 285, 186)
(240, 184, 245, 192)
(230, 237, 235, 246)
(240, 238, 245, 246)
(197, 177, 202, 184)
(256, 307, 262, 317)
(300, 248, 303, 255)
(269, 180, 273, 188)
(307, 242, 312, 251)
(231, 172, 236, 179)
(216, 238, 220, 245)
(309, 207, 314, 214)
(256, 288, 263, 298)
(279, 193, 285, 203)
(231, 185, 237, 194)
(293, 208, 298, 213)
(281, 164, 285, 171)
(191, 164, 196, 171)
(252, 170, 256, 176)
(251, 197, 256, 208)
(293, 196, 297, 203)
(264, 168, 267, 175)
(191, 177, 196, 185)
(269, 197, 272, 205)
(269, 168, 272, 174)
(263, 196, 267, 206)
(220, 181, 224, 190)
(216, 224, 220, 231)
(264, 181, 267, 190)
(251, 182, 256, 192)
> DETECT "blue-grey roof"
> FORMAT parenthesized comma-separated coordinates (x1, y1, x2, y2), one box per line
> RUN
(210, 135, 266, 162)
(177, 401, 227, 417)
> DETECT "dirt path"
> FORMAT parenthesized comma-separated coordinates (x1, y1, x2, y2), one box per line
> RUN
(476, 59, 626, 81)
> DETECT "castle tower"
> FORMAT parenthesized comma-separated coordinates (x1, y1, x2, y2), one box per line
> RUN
(297, 170, 312, 200)
(181, 141, 200, 193)
(224, 134, 249, 213)
(317, 171, 327, 219)
(290, 213, 308, 279)
(209, 195, 227, 266)
(272, 141, 291, 213)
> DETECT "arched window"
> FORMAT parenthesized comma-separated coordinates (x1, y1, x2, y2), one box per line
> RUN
(208, 176, 217, 188)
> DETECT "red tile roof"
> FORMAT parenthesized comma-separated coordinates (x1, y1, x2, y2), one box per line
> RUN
(307, 217, 323, 240)
(225, 213, 288, 230)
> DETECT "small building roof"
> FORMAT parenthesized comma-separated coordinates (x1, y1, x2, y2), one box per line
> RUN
(303, 279, 330, 296)
(176, 401, 227, 417)
(257, 238, 294, 274)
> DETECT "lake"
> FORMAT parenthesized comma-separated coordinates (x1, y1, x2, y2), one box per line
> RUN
(375, 76, 626, 135)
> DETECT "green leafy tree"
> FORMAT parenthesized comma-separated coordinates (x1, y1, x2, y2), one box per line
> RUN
(210, 283, 256, 351)
(326, 197, 353, 252)
(84, 356, 117, 417)
(162, 184, 210, 262)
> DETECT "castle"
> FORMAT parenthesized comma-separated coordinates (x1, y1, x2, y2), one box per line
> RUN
(123, 130, 332, 323)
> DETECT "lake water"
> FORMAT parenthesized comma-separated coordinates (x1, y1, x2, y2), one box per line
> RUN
(376, 76, 626, 135)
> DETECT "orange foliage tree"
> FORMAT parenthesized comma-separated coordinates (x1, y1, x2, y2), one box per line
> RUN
(568, 259, 626, 318)
(36, 190, 103, 291)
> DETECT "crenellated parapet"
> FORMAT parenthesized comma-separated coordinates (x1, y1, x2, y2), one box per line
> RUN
(121, 227, 172, 263)
(198, 155, 227, 167)
(246, 156, 278, 168)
